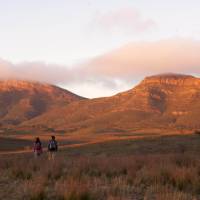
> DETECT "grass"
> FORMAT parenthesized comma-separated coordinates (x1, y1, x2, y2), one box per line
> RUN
(60, 134, 200, 156)
(0, 136, 84, 152)
(0, 128, 31, 135)
(0, 137, 32, 151)
(1, 134, 200, 199)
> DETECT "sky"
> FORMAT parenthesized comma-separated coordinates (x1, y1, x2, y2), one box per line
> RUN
(0, 0, 200, 97)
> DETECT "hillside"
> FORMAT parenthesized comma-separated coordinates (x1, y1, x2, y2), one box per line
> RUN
(0, 80, 84, 126)
(21, 73, 200, 133)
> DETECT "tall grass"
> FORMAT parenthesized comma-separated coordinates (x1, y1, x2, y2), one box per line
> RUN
(0, 153, 200, 199)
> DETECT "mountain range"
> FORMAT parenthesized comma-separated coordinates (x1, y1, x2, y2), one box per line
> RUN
(1, 74, 200, 134)
(0, 80, 83, 126)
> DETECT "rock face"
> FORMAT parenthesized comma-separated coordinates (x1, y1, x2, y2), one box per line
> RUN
(141, 74, 200, 87)
(1, 74, 200, 132)
(0, 80, 84, 125)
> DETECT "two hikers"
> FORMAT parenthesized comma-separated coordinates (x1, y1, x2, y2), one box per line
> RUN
(33, 135, 58, 160)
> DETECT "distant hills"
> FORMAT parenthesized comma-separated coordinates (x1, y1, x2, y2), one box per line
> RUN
(1, 74, 200, 134)
(0, 80, 83, 126)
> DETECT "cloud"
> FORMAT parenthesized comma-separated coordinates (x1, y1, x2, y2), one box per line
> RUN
(90, 7, 156, 35)
(82, 38, 200, 81)
(0, 59, 74, 84)
(0, 59, 122, 96)
(0, 38, 200, 97)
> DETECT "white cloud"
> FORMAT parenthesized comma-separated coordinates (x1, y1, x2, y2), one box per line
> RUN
(0, 59, 73, 84)
(82, 38, 200, 80)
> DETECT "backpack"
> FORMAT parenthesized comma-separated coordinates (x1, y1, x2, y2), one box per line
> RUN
(49, 140, 57, 150)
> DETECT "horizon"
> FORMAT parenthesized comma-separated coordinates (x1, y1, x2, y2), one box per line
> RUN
(0, 0, 200, 97)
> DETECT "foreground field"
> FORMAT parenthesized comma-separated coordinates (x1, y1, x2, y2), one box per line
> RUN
(0, 127, 190, 153)
(1, 134, 200, 200)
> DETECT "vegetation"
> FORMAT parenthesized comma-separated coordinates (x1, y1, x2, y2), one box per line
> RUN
(1, 134, 200, 199)
(0, 137, 32, 151)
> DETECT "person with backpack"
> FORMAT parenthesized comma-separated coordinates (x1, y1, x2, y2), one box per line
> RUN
(33, 137, 43, 158)
(48, 135, 58, 160)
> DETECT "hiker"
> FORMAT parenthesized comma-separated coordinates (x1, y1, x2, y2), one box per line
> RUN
(33, 137, 43, 157)
(48, 135, 58, 160)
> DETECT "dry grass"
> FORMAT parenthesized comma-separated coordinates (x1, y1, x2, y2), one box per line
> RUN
(0, 137, 32, 151)
(1, 135, 200, 199)
(0, 153, 200, 200)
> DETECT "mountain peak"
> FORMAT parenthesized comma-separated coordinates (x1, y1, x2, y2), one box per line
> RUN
(146, 73, 194, 78)
(0, 79, 51, 90)
(0, 79, 84, 100)
(141, 73, 200, 87)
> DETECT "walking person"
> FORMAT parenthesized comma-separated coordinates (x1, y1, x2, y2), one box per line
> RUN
(33, 137, 43, 158)
(48, 135, 58, 160)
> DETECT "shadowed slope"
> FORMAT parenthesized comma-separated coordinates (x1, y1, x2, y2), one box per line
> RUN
(0, 80, 84, 126)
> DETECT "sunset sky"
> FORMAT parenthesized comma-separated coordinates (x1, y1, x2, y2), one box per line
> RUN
(0, 0, 200, 97)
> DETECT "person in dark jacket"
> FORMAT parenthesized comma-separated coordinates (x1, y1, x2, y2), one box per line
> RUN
(33, 137, 43, 158)
(48, 135, 58, 160)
